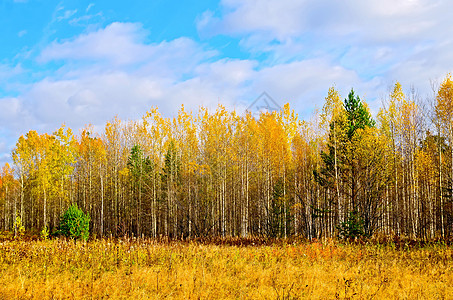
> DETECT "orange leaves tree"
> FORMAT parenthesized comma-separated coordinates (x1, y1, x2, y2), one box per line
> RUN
(0, 163, 18, 232)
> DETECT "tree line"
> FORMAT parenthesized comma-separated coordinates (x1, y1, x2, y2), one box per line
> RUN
(1, 76, 453, 239)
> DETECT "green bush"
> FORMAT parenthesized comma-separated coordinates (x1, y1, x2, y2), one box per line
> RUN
(59, 204, 90, 241)
(337, 210, 364, 240)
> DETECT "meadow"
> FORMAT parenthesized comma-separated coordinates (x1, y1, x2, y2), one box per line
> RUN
(0, 236, 452, 299)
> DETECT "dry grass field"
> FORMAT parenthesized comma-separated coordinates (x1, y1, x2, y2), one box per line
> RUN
(0, 236, 452, 299)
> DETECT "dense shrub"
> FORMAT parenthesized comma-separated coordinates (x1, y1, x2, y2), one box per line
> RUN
(59, 204, 90, 241)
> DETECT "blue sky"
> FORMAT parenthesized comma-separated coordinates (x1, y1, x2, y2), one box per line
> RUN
(1, 0, 453, 165)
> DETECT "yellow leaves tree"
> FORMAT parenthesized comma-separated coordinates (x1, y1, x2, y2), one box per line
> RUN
(255, 111, 290, 236)
(77, 126, 107, 235)
(198, 105, 233, 236)
(351, 127, 390, 236)
(435, 74, 453, 131)
(434, 74, 453, 237)
(174, 105, 199, 237)
(12, 134, 35, 224)
(319, 86, 347, 223)
(234, 111, 257, 236)
(378, 82, 421, 236)
(12, 131, 53, 231)
(49, 125, 77, 227)
(104, 116, 124, 234)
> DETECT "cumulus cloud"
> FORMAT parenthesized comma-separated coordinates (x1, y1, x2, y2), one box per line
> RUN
(1, 23, 259, 143)
(198, 0, 453, 100)
(0, 97, 23, 125)
(0, 63, 24, 80)
(198, 0, 446, 42)
(249, 58, 386, 116)
(39, 23, 152, 65)
(40, 22, 217, 74)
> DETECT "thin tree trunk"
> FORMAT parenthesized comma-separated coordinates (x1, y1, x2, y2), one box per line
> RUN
(100, 167, 104, 236)
(438, 124, 444, 237)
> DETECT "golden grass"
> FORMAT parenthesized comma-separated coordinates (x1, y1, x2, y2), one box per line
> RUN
(0, 238, 452, 299)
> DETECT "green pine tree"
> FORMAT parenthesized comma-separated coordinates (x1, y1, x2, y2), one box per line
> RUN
(316, 88, 376, 237)
(344, 89, 375, 138)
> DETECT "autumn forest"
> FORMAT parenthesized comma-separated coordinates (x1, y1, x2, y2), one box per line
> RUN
(2, 76, 453, 240)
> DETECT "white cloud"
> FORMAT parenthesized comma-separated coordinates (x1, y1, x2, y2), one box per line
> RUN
(199, 0, 445, 42)
(0, 63, 23, 80)
(21, 57, 364, 130)
(40, 22, 217, 72)
(197, 0, 451, 58)
(18, 30, 27, 37)
(57, 9, 78, 21)
(1, 23, 258, 145)
(250, 58, 385, 116)
(40, 23, 149, 65)
(0, 97, 22, 124)
(197, 0, 453, 103)
(69, 12, 103, 27)
(86, 3, 95, 13)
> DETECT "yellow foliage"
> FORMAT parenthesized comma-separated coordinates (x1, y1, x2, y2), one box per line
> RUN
(436, 73, 453, 138)
(119, 167, 130, 178)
